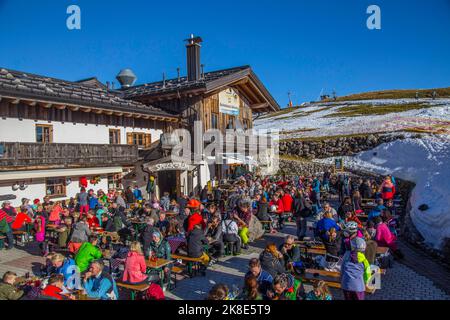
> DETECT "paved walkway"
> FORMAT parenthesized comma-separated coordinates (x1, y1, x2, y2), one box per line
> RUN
(1, 224, 449, 300)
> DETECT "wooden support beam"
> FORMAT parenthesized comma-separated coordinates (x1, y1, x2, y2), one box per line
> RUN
(10, 98, 20, 105)
(81, 107, 92, 113)
(68, 105, 80, 111)
(25, 100, 37, 107)
(39, 102, 52, 108)
(55, 104, 67, 110)
(94, 109, 103, 114)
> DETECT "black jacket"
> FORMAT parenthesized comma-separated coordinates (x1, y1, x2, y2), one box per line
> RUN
(187, 227, 208, 258)
(259, 250, 286, 279)
(278, 244, 301, 265)
(293, 196, 313, 218)
(256, 202, 270, 221)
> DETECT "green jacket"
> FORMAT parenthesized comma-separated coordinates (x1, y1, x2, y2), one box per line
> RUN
(149, 239, 171, 260)
(75, 242, 103, 273)
(0, 282, 24, 300)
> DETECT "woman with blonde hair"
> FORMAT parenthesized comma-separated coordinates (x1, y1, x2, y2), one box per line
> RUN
(122, 241, 148, 284)
(306, 280, 332, 300)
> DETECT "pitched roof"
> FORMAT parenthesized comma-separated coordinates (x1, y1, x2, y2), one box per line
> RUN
(0, 67, 176, 118)
(122, 65, 249, 98)
(122, 65, 280, 111)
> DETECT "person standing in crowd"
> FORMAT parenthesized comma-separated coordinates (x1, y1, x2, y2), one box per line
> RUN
(77, 188, 89, 216)
(380, 176, 396, 201)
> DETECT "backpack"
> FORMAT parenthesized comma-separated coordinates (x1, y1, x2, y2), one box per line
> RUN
(145, 283, 165, 300)
(0, 217, 11, 233)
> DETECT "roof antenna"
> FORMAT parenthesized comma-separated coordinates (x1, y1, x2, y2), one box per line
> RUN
(201, 64, 205, 80)
(162, 72, 166, 88)
(177, 67, 181, 82)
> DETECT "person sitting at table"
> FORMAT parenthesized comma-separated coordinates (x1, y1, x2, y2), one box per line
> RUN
(238, 275, 263, 300)
(245, 258, 273, 298)
(221, 213, 241, 256)
(315, 211, 341, 241)
(344, 211, 363, 229)
(306, 280, 332, 300)
(168, 199, 180, 214)
(83, 260, 118, 300)
(86, 210, 100, 229)
(122, 242, 148, 285)
(184, 199, 206, 234)
(49, 201, 63, 226)
(206, 216, 223, 263)
(11, 206, 32, 232)
(142, 217, 156, 258)
(166, 219, 183, 238)
(156, 212, 170, 236)
(368, 198, 386, 222)
(50, 253, 79, 289)
(373, 216, 403, 259)
(68, 216, 92, 254)
(279, 235, 304, 274)
(187, 224, 210, 274)
(259, 243, 286, 279)
(0, 271, 24, 300)
(267, 273, 305, 301)
(337, 196, 354, 220)
(149, 231, 172, 291)
(40, 274, 73, 300)
(75, 235, 103, 273)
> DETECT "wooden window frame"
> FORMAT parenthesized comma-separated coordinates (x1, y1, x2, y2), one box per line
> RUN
(127, 132, 152, 148)
(36, 124, 53, 143)
(109, 129, 121, 144)
(45, 178, 66, 198)
(211, 112, 219, 129)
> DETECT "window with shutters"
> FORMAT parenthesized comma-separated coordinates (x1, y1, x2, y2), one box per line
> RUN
(127, 132, 152, 148)
(36, 124, 53, 143)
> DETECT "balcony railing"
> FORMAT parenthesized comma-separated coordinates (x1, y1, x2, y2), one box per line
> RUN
(0, 142, 139, 170)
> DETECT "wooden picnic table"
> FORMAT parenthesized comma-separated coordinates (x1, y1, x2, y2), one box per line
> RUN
(301, 246, 390, 256)
(146, 258, 173, 269)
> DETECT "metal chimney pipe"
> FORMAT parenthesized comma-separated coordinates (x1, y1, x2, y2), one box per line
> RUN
(162, 72, 166, 88)
(177, 68, 181, 82)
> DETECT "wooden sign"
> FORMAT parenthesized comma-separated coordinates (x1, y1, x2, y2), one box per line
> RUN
(0, 194, 17, 201)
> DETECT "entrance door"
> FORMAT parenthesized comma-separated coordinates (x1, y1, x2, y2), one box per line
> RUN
(157, 171, 178, 199)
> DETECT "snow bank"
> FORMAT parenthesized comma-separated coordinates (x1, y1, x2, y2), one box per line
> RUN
(317, 135, 450, 249)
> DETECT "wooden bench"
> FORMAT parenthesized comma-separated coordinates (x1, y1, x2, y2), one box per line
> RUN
(171, 266, 184, 288)
(259, 221, 272, 233)
(116, 282, 149, 300)
(299, 270, 377, 294)
(12, 230, 28, 245)
(171, 254, 204, 277)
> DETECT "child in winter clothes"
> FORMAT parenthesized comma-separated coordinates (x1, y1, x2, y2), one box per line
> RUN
(340, 237, 371, 300)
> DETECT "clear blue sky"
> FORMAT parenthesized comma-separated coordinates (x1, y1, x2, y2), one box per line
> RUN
(0, 0, 449, 106)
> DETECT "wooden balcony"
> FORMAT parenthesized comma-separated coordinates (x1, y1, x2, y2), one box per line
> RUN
(0, 142, 139, 171)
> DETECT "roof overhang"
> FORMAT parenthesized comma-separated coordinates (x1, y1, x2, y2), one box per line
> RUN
(0, 166, 123, 181)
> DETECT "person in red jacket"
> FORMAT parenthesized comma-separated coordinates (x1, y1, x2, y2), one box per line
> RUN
(11, 206, 32, 231)
(41, 274, 74, 300)
(380, 176, 396, 201)
(185, 199, 206, 233)
(86, 211, 100, 229)
(281, 190, 293, 214)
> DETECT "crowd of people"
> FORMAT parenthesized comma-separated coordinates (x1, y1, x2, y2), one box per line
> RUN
(0, 170, 403, 301)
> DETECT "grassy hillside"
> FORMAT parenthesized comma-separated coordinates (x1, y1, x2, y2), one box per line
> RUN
(327, 87, 450, 102)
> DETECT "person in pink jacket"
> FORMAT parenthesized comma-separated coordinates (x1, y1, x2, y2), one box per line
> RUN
(49, 201, 63, 225)
(374, 216, 398, 251)
(122, 242, 149, 284)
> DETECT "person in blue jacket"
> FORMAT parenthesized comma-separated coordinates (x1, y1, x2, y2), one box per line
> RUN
(133, 185, 143, 202)
(315, 211, 341, 240)
(368, 199, 386, 222)
(50, 253, 80, 289)
(83, 260, 118, 300)
(245, 258, 273, 298)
